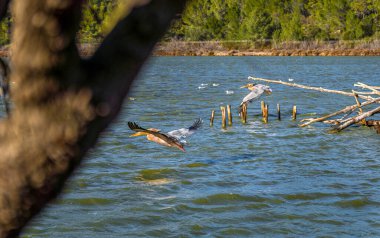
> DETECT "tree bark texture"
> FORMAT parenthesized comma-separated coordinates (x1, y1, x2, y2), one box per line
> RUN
(0, 0, 187, 237)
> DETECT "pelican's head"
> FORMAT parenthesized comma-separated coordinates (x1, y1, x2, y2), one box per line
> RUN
(240, 83, 256, 90)
(172, 141, 186, 152)
(261, 85, 272, 95)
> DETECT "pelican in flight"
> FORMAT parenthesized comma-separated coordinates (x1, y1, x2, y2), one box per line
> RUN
(128, 118, 202, 152)
(239, 83, 272, 112)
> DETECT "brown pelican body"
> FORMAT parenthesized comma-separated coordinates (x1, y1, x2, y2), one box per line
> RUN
(128, 119, 202, 152)
(239, 83, 272, 113)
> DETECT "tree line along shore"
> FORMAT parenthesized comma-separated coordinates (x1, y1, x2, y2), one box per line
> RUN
(1, 0, 380, 57)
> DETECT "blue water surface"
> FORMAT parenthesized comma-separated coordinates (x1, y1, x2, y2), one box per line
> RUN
(23, 56, 380, 237)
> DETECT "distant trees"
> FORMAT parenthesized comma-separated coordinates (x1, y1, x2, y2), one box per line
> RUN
(172, 0, 380, 41)
(0, 0, 379, 46)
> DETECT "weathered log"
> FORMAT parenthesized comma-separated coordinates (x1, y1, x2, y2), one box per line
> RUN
(367, 120, 380, 134)
(332, 105, 380, 132)
(299, 97, 380, 127)
(354, 82, 380, 96)
(248, 76, 374, 101)
(352, 90, 367, 125)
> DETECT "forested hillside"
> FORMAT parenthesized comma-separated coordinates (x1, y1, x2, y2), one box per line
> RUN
(1, 0, 380, 45)
(174, 0, 380, 41)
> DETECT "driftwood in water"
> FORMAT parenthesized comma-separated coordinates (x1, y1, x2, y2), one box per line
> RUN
(332, 105, 380, 132)
(248, 76, 374, 101)
(300, 97, 380, 127)
(367, 120, 380, 133)
(248, 76, 380, 132)
(354, 82, 380, 96)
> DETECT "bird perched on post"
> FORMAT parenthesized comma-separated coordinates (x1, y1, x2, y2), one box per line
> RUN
(128, 118, 202, 152)
(239, 83, 272, 113)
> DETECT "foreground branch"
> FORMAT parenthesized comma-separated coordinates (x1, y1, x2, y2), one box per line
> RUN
(0, 0, 187, 237)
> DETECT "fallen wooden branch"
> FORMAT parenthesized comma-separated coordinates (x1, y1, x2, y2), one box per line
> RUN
(248, 76, 380, 133)
(299, 97, 380, 127)
(331, 105, 380, 132)
(367, 120, 380, 134)
(354, 82, 380, 96)
(248, 76, 374, 101)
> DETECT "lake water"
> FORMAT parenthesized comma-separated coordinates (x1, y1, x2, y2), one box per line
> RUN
(22, 56, 380, 237)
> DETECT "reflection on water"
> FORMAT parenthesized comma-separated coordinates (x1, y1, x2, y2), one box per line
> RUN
(22, 57, 380, 237)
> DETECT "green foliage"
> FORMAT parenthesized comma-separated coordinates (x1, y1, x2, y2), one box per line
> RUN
(0, 16, 10, 46)
(78, 0, 115, 43)
(1, 0, 380, 45)
(171, 0, 380, 41)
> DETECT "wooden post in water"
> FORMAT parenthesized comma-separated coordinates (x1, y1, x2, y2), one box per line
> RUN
(243, 103, 248, 124)
(292, 105, 297, 120)
(240, 103, 247, 124)
(263, 104, 268, 123)
(210, 110, 215, 127)
(277, 103, 281, 121)
(227, 105, 232, 126)
(261, 101, 265, 117)
(221, 106, 226, 129)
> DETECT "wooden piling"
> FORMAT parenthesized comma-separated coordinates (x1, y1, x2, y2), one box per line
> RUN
(243, 103, 248, 124)
(263, 104, 268, 123)
(210, 110, 215, 127)
(292, 105, 297, 120)
(240, 103, 247, 124)
(277, 103, 281, 121)
(261, 101, 265, 117)
(227, 105, 232, 126)
(221, 106, 226, 129)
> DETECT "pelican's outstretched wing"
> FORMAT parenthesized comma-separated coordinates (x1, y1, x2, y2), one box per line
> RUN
(128, 122, 175, 142)
(241, 87, 265, 105)
(168, 118, 202, 140)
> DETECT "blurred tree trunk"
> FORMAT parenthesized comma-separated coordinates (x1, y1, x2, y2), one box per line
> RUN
(0, 0, 187, 237)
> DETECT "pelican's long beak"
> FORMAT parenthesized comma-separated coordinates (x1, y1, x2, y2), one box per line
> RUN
(130, 132, 148, 137)
(240, 84, 249, 89)
(177, 146, 186, 152)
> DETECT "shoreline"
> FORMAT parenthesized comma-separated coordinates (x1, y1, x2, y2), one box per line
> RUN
(153, 40, 380, 56)
(153, 48, 380, 56)
(2, 40, 380, 57)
